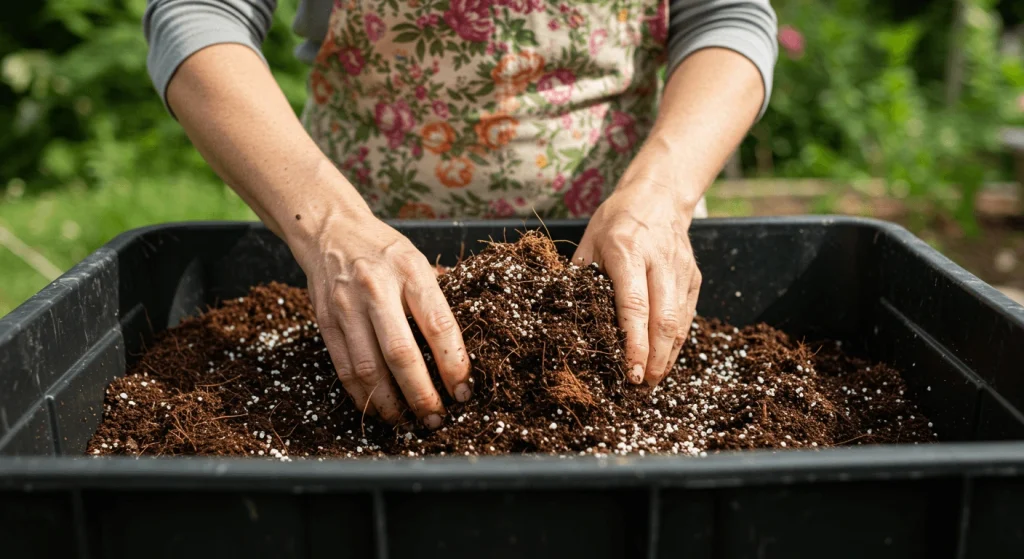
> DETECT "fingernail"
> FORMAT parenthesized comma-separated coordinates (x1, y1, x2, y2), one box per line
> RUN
(454, 382, 472, 403)
(424, 414, 443, 430)
(630, 364, 644, 384)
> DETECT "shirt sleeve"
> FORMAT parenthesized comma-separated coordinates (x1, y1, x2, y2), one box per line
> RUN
(665, 0, 779, 120)
(144, 0, 278, 112)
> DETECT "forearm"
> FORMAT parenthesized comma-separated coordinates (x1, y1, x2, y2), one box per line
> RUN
(622, 48, 765, 212)
(167, 44, 369, 260)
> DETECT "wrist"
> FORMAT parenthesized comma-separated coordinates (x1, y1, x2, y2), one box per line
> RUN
(273, 162, 374, 270)
(617, 136, 703, 217)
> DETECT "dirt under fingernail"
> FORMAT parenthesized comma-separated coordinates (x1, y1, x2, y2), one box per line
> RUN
(423, 414, 443, 430)
(630, 364, 644, 384)
(454, 383, 472, 403)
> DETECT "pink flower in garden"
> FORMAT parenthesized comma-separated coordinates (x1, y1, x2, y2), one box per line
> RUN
(417, 14, 440, 28)
(647, 1, 668, 44)
(552, 173, 567, 192)
(565, 169, 604, 216)
(589, 29, 607, 56)
(416, 86, 428, 100)
(375, 100, 416, 148)
(537, 69, 576, 105)
(778, 25, 804, 58)
(605, 111, 637, 153)
(433, 100, 450, 119)
(338, 47, 365, 75)
(444, 0, 495, 43)
(488, 198, 516, 217)
(364, 13, 386, 42)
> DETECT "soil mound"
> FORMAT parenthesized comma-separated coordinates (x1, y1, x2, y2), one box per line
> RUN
(88, 232, 935, 459)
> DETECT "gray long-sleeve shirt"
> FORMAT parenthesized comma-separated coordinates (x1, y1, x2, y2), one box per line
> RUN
(144, 0, 777, 116)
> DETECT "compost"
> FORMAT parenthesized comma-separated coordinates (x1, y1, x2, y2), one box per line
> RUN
(87, 232, 935, 460)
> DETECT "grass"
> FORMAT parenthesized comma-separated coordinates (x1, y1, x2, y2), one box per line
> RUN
(0, 175, 255, 317)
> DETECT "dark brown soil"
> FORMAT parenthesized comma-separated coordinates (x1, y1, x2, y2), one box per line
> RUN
(87, 232, 935, 460)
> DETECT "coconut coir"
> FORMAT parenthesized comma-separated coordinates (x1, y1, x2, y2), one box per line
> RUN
(87, 232, 935, 459)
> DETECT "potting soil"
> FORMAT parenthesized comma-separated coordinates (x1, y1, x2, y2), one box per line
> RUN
(87, 232, 935, 460)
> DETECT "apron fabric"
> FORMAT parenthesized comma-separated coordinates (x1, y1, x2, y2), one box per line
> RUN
(303, 0, 705, 220)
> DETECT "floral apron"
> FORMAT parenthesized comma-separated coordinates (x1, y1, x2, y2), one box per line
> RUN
(303, 0, 705, 220)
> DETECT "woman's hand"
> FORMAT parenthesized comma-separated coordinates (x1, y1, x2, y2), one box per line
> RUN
(298, 210, 473, 429)
(573, 159, 702, 387)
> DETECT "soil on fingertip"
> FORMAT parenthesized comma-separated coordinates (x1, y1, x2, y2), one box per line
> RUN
(87, 232, 936, 459)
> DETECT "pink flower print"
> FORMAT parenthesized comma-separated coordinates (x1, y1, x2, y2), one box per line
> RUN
(375, 100, 416, 148)
(588, 128, 600, 144)
(588, 29, 607, 56)
(364, 13, 386, 42)
(565, 169, 604, 216)
(537, 69, 576, 105)
(444, 0, 495, 43)
(552, 174, 566, 193)
(515, 196, 526, 206)
(357, 146, 369, 160)
(605, 111, 637, 153)
(393, 74, 404, 88)
(486, 42, 496, 55)
(410, 65, 423, 80)
(432, 100, 450, 119)
(560, 114, 573, 130)
(496, 0, 543, 14)
(559, 4, 569, 13)
(356, 167, 371, 185)
(488, 198, 516, 217)
(778, 25, 804, 59)
(567, 10, 584, 29)
(416, 14, 439, 28)
(338, 47, 365, 75)
(548, 19, 560, 31)
(590, 104, 608, 118)
(412, 142, 423, 157)
(416, 86, 427, 100)
(647, 1, 668, 44)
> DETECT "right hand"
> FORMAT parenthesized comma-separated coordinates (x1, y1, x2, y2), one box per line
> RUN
(298, 210, 472, 429)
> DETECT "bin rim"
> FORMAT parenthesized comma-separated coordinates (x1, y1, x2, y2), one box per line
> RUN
(1, 441, 1023, 491)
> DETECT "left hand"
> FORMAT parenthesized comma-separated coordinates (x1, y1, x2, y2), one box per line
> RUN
(573, 170, 702, 387)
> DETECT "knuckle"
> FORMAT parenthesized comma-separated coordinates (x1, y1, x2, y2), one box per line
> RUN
(383, 339, 421, 369)
(352, 359, 381, 383)
(655, 313, 681, 339)
(404, 389, 439, 415)
(620, 291, 649, 315)
(421, 308, 458, 338)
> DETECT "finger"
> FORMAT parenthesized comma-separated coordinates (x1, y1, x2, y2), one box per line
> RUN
(572, 230, 596, 267)
(320, 323, 376, 416)
(405, 274, 472, 402)
(605, 248, 650, 384)
(339, 311, 408, 423)
(645, 262, 678, 386)
(664, 272, 691, 379)
(369, 289, 447, 428)
(685, 266, 702, 333)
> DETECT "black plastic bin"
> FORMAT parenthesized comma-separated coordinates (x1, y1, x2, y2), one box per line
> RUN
(2, 216, 1024, 559)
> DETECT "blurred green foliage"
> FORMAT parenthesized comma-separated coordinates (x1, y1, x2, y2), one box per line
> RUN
(755, 0, 1024, 231)
(0, 0, 307, 196)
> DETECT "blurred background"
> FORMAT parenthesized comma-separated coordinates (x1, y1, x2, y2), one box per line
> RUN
(0, 0, 1023, 317)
